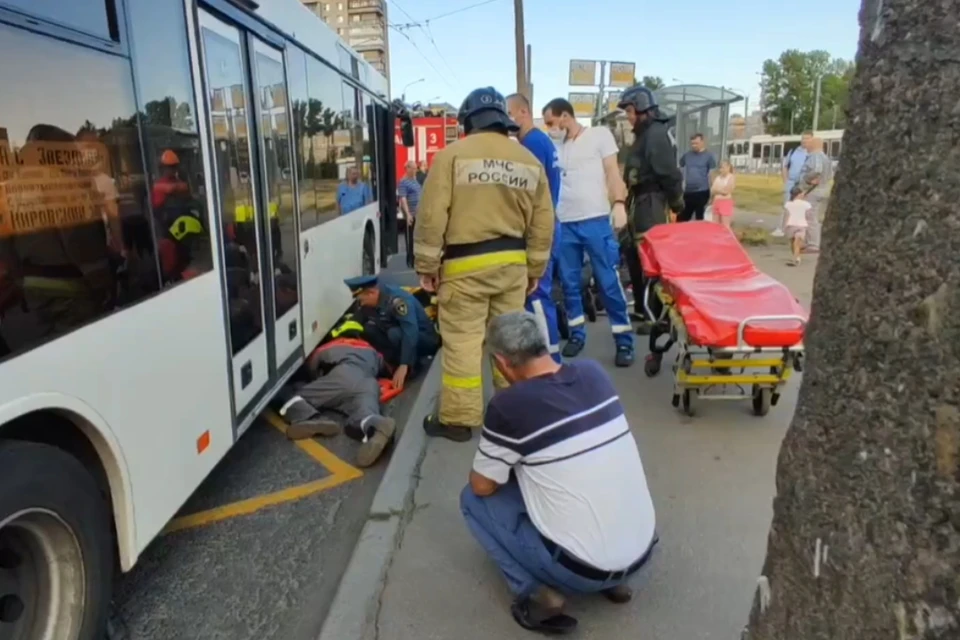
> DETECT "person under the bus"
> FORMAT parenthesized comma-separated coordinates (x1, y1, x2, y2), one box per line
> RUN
(336, 166, 372, 216)
(345, 274, 439, 391)
(275, 319, 396, 468)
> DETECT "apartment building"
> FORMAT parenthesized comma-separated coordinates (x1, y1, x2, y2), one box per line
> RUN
(300, 0, 390, 80)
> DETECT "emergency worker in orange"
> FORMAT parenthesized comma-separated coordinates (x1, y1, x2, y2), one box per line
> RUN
(414, 87, 555, 442)
(150, 150, 191, 219)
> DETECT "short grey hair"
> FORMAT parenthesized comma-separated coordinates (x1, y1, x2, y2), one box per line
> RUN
(487, 311, 548, 367)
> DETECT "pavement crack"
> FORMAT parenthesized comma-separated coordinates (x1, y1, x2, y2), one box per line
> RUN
(371, 432, 431, 640)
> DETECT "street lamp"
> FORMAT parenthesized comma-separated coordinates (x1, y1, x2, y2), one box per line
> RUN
(401, 78, 425, 101)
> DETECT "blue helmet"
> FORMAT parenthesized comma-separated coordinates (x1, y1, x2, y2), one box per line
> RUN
(457, 87, 518, 135)
(618, 85, 658, 113)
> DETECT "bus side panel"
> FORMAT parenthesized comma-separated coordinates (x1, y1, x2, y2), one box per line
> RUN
(299, 204, 378, 355)
(0, 276, 234, 555)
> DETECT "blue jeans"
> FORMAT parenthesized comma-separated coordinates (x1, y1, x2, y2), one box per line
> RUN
(460, 481, 653, 598)
(525, 256, 561, 364)
(556, 218, 633, 349)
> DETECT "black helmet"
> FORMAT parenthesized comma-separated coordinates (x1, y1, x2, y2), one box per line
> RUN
(618, 85, 658, 112)
(457, 87, 518, 135)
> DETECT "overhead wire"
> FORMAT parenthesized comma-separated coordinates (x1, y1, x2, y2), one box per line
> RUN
(389, 24, 456, 91)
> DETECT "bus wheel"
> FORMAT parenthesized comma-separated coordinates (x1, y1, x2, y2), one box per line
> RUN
(0, 440, 113, 640)
(362, 227, 376, 276)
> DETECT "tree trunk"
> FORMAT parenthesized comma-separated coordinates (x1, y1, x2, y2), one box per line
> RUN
(743, 1, 960, 638)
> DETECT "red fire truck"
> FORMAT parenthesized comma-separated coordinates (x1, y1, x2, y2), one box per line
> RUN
(394, 114, 462, 184)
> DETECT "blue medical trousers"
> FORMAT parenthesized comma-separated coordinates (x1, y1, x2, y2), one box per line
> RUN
(557, 217, 633, 349)
(460, 481, 654, 598)
(525, 255, 561, 363)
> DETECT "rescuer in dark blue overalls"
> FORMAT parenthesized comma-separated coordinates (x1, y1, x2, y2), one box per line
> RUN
(345, 274, 440, 390)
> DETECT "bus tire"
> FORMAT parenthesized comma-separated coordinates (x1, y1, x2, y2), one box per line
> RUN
(0, 440, 113, 640)
(362, 226, 376, 276)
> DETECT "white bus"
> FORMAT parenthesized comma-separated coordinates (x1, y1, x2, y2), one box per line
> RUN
(0, 0, 410, 637)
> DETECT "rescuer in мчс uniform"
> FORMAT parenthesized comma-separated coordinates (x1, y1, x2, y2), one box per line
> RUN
(414, 87, 555, 443)
(617, 86, 684, 337)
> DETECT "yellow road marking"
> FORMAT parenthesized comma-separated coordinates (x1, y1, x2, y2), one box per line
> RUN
(165, 411, 363, 533)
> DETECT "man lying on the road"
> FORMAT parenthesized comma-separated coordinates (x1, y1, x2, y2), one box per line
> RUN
(345, 274, 440, 390)
(460, 311, 658, 634)
(274, 319, 396, 468)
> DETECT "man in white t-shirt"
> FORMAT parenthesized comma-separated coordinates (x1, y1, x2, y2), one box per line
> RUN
(462, 311, 658, 633)
(541, 98, 635, 368)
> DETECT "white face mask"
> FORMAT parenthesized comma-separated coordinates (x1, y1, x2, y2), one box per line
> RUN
(547, 128, 565, 142)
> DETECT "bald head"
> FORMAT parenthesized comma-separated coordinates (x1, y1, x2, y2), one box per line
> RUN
(505, 93, 532, 132)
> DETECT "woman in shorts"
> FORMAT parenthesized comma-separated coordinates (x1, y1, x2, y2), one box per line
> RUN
(710, 161, 736, 229)
(783, 186, 811, 265)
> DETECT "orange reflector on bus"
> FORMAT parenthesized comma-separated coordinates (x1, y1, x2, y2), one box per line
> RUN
(197, 431, 211, 454)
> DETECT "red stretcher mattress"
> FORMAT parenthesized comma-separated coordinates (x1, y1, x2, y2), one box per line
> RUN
(639, 222, 807, 348)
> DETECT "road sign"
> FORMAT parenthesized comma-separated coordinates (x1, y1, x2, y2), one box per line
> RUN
(568, 92, 598, 117)
(606, 91, 622, 114)
(568, 60, 597, 87)
(609, 62, 636, 88)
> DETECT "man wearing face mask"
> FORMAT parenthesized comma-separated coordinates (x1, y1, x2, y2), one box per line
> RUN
(542, 98, 634, 368)
(616, 86, 683, 342)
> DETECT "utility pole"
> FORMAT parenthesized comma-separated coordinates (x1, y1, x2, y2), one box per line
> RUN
(526, 44, 533, 107)
(514, 0, 528, 100)
(812, 73, 823, 131)
(594, 61, 607, 121)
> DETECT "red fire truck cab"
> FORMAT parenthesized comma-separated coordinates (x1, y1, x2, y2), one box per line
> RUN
(394, 114, 462, 184)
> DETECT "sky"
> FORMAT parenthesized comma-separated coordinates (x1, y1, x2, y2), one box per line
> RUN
(385, 0, 863, 117)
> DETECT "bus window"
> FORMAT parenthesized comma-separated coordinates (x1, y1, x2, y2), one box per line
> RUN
(126, 0, 212, 287)
(1, 0, 115, 40)
(339, 82, 371, 215)
(361, 92, 379, 202)
(200, 22, 263, 355)
(0, 22, 157, 361)
(298, 55, 349, 228)
(252, 43, 299, 318)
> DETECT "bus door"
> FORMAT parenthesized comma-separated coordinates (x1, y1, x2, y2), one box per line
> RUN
(197, 8, 301, 431)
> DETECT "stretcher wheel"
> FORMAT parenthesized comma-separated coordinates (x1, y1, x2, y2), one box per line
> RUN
(681, 389, 697, 416)
(752, 385, 772, 417)
(644, 355, 661, 377)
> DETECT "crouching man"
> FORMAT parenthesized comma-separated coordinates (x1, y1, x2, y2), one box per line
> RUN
(275, 320, 395, 468)
(460, 311, 658, 634)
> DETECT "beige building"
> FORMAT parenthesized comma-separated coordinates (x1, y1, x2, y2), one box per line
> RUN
(300, 0, 390, 80)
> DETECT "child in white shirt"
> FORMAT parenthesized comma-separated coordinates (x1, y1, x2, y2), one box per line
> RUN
(783, 186, 811, 266)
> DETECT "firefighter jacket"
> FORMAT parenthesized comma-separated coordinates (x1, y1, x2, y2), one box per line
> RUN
(623, 116, 684, 235)
(413, 131, 555, 281)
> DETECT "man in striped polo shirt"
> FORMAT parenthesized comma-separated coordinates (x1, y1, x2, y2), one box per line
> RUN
(460, 311, 658, 634)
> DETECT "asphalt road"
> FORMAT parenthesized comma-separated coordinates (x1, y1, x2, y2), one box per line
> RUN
(111, 251, 419, 640)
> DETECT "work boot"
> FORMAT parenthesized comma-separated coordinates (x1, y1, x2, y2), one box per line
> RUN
(286, 419, 341, 440)
(511, 585, 577, 634)
(615, 345, 635, 368)
(422, 414, 472, 442)
(561, 337, 585, 359)
(356, 416, 396, 468)
(602, 584, 633, 604)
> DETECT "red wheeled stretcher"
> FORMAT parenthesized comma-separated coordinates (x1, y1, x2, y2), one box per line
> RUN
(638, 222, 807, 416)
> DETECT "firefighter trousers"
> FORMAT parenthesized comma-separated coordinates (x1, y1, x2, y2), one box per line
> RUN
(437, 263, 528, 428)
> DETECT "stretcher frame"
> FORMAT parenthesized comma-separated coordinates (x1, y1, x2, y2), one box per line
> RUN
(642, 281, 806, 417)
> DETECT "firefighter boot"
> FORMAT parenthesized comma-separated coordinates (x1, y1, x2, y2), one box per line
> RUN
(282, 397, 342, 440)
(356, 416, 396, 468)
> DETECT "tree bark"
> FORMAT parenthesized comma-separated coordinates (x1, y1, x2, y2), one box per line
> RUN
(743, 1, 960, 638)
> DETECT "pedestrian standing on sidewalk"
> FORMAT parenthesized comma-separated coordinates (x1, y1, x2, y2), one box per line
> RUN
(772, 131, 811, 237)
(507, 92, 563, 363)
(710, 161, 736, 229)
(541, 97, 635, 367)
(398, 161, 421, 268)
(678, 133, 716, 222)
(796, 135, 832, 252)
(461, 311, 658, 634)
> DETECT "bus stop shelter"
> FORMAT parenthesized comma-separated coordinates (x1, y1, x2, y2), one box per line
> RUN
(654, 84, 743, 162)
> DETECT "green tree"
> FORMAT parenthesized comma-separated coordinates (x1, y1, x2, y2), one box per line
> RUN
(760, 50, 854, 135)
(743, 0, 960, 637)
(631, 75, 666, 90)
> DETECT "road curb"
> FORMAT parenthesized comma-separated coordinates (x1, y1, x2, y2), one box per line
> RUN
(316, 356, 440, 640)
